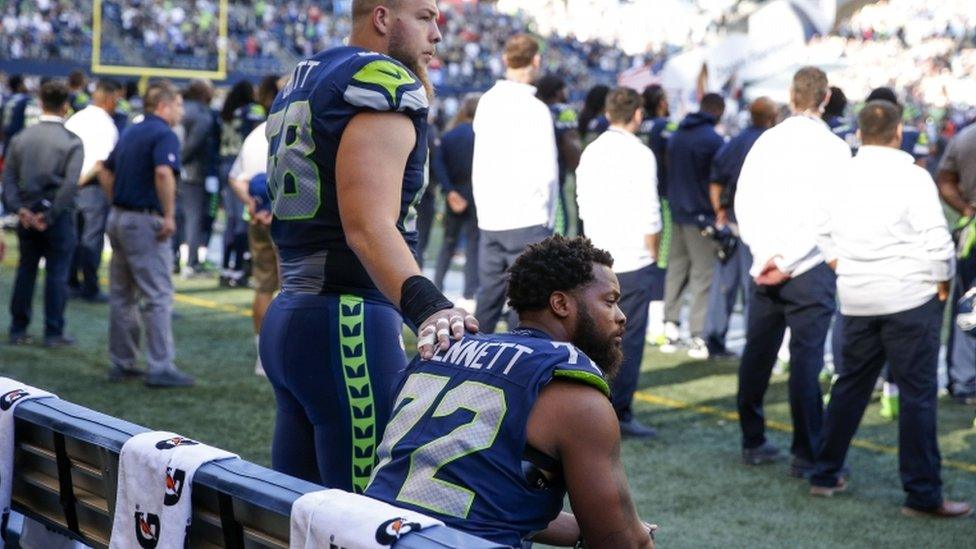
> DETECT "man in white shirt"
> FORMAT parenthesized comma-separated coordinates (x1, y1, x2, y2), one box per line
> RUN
(65, 79, 120, 302)
(733, 67, 851, 475)
(228, 121, 276, 375)
(471, 34, 558, 333)
(809, 100, 971, 518)
(576, 87, 661, 438)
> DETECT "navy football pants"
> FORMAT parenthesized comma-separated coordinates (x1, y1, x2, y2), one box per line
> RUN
(260, 292, 407, 492)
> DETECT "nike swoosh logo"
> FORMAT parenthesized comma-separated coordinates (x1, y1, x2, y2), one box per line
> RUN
(377, 67, 403, 80)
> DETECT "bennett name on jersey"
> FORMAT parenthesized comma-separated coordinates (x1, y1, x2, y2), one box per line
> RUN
(367, 236, 656, 548)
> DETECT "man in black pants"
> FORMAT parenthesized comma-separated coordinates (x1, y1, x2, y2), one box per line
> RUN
(432, 93, 480, 302)
(3, 81, 84, 347)
(733, 67, 851, 476)
(809, 100, 971, 518)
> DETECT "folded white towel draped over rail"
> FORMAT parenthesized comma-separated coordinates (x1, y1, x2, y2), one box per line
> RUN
(0, 377, 57, 549)
(290, 489, 444, 549)
(109, 431, 237, 549)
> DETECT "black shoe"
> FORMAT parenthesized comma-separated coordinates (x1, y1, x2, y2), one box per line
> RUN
(950, 391, 976, 405)
(145, 368, 195, 388)
(8, 333, 34, 345)
(708, 348, 738, 361)
(107, 365, 146, 382)
(742, 441, 782, 465)
(619, 418, 658, 439)
(790, 457, 850, 479)
(81, 292, 109, 304)
(43, 334, 76, 348)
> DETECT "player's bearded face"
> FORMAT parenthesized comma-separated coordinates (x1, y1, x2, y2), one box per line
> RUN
(573, 301, 624, 380)
(389, 17, 436, 100)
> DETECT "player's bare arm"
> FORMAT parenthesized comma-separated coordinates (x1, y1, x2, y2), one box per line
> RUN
(336, 110, 477, 356)
(528, 380, 654, 548)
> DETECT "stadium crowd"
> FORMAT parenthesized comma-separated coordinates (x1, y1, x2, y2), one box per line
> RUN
(3, 0, 976, 545)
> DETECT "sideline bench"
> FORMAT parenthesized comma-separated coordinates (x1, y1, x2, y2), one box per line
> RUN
(5, 396, 502, 548)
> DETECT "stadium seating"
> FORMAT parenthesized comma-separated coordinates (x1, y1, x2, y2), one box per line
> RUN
(5, 394, 503, 548)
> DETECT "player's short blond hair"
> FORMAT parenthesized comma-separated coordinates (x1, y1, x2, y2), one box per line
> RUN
(352, 0, 403, 22)
(504, 34, 539, 70)
(791, 66, 829, 111)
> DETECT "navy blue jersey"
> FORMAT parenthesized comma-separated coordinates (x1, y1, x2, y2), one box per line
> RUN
(826, 115, 858, 152)
(638, 116, 676, 198)
(366, 327, 610, 548)
(549, 103, 578, 184)
(901, 126, 929, 161)
(69, 91, 90, 114)
(2, 93, 34, 142)
(266, 46, 430, 299)
(220, 102, 267, 158)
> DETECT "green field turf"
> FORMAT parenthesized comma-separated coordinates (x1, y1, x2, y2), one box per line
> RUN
(0, 233, 973, 547)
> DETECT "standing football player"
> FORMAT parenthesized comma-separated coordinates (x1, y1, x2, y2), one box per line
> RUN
(260, 0, 476, 493)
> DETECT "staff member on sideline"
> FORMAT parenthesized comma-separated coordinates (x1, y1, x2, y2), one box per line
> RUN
(938, 121, 976, 403)
(703, 97, 778, 357)
(660, 93, 725, 359)
(472, 34, 558, 333)
(100, 81, 194, 388)
(810, 100, 971, 518)
(576, 87, 661, 438)
(734, 67, 850, 476)
(229, 120, 274, 376)
(66, 78, 121, 302)
(3, 80, 83, 347)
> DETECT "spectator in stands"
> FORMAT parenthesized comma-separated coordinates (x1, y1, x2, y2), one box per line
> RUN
(67, 69, 89, 114)
(938, 118, 976, 404)
(810, 100, 971, 519)
(535, 75, 581, 235)
(637, 84, 675, 347)
(218, 80, 262, 288)
(576, 87, 662, 438)
(101, 81, 194, 388)
(432, 93, 480, 308)
(174, 79, 216, 277)
(66, 78, 121, 303)
(3, 80, 83, 347)
(472, 34, 557, 333)
(578, 84, 610, 146)
(734, 67, 850, 475)
(703, 97, 778, 358)
(660, 92, 726, 360)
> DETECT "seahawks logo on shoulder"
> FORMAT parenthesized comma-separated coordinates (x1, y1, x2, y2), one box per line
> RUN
(345, 58, 428, 113)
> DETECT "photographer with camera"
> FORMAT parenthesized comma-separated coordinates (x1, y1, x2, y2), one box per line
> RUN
(2, 80, 84, 347)
(702, 97, 778, 357)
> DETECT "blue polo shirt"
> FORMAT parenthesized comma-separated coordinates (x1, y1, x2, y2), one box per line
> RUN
(104, 114, 181, 214)
(432, 122, 475, 200)
(709, 125, 767, 222)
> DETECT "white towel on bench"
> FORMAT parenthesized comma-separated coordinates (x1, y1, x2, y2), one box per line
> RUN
(109, 431, 237, 549)
(0, 377, 57, 549)
(290, 489, 444, 549)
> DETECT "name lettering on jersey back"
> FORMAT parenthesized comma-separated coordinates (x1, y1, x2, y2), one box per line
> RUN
(430, 339, 534, 375)
(282, 60, 321, 98)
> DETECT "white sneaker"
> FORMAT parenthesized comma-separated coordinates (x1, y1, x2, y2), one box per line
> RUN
(687, 337, 709, 360)
(659, 321, 681, 353)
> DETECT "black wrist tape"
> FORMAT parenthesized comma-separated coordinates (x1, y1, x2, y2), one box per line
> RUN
(400, 275, 454, 329)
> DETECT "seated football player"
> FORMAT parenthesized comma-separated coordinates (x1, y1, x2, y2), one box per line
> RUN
(366, 236, 656, 548)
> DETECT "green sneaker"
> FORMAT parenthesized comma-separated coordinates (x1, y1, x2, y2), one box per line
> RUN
(880, 394, 899, 420)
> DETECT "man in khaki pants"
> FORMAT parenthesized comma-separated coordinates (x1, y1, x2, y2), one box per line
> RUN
(100, 81, 194, 387)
